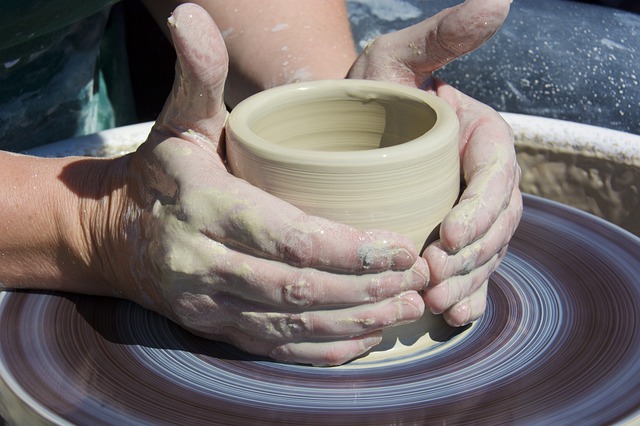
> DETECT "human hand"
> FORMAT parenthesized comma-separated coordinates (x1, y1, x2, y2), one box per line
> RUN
(347, 0, 523, 326)
(101, 4, 427, 366)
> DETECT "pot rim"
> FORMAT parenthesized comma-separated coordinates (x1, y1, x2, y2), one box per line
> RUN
(225, 79, 459, 168)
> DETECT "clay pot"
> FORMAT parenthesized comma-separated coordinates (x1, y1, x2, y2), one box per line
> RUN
(225, 79, 460, 250)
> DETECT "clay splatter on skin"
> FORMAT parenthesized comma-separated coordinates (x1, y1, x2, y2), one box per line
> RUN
(288, 66, 312, 83)
(283, 278, 318, 307)
(241, 312, 308, 339)
(357, 240, 412, 270)
(153, 205, 228, 262)
(221, 27, 235, 39)
(173, 292, 218, 328)
(232, 262, 254, 279)
(176, 188, 271, 251)
(271, 23, 290, 32)
(174, 188, 350, 269)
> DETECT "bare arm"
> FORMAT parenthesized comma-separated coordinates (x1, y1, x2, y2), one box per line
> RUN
(0, 151, 127, 297)
(141, 0, 357, 106)
(0, 5, 424, 365)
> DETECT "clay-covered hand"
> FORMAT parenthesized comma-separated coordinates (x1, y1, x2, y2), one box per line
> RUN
(100, 4, 427, 366)
(347, 0, 523, 326)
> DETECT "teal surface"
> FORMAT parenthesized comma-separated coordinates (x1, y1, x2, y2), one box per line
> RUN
(0, 0, 135, 151)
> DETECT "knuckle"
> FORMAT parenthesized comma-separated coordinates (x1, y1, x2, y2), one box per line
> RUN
(365, 275, 387, 302)
(269, 344, 296, 364)
(281, 270, 318, 308)
(172, 291, 227, 335)
(279, 313, 311, 339)
(459, 248, 481, 275)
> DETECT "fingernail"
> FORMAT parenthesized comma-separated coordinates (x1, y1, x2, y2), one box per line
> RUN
(399, 291, 425, 319)
(403, 258, 429, 290)
(425, 284, 449, 314)
(444, 209, 475, 251)
(449, 303, 471, 327)
(392, 248, 414, 269)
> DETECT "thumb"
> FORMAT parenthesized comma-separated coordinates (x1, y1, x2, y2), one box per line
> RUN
(350, 0, 510, 85)
(155, 3, 229, 148)
(407, 0, 510, 76)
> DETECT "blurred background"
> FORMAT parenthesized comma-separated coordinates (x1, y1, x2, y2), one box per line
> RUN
(118, 0, 639, 134)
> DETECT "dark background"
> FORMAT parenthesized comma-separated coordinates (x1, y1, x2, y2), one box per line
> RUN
(119, 0, 639, 130)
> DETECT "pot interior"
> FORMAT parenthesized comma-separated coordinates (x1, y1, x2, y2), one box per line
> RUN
(248, 96, 437, 151)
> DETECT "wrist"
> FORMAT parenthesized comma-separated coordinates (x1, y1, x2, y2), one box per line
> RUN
(0, 152, 133, 295)
(69, 154, 145, 301)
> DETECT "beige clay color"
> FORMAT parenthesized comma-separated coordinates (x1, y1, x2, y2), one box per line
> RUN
(25, 112, 640, 366)
(225, 79, 461, 363)
(225, 79, 460, 251)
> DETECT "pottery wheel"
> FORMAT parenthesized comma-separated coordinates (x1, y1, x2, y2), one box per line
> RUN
(0, 194, 639, 425)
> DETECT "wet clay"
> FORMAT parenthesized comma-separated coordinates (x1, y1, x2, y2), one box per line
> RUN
(225, 79, 460, 249)
(225, 79, 461, 363)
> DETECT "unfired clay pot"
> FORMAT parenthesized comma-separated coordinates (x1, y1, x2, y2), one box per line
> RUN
(225, 79, 460, 250)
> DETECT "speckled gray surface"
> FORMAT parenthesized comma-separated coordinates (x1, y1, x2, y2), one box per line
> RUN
(347, 0, 639, 135)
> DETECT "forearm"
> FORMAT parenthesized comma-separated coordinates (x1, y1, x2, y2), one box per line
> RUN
(143, 0, 358, 106)
(0, 151, 128, 297)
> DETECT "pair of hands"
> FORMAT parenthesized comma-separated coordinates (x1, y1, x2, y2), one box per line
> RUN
(103, 1, 521, 366)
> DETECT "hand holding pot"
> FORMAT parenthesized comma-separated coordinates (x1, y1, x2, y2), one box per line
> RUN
(347, 0, 523, 326)
(104, 4, 426, 366)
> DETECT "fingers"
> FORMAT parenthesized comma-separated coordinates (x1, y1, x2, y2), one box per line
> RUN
(178, 239, 428, 309)
(442, 280, 489, 327)
(178, 291, 424, 366)
(424, 246, 505, 317)
(442, 158, 517, 252)
(425, 185, 522, 283)
(422, 185, 520, 324)
(236, 291, 424, 340)
(414, 80, 522, 326)
(347, 0, 510, 85)
(182, 177, 421, 274)
(412, 0, 511, 73)
(269, 336, 383, 366)
(437, 83, 521, 252)
(155, 3, 229, 152)
(226, 330, 384, 367)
